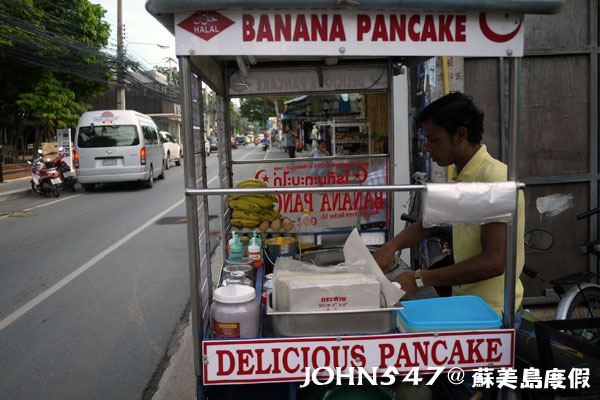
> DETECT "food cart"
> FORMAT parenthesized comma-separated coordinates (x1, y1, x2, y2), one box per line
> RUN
(145, 1, 562, 398)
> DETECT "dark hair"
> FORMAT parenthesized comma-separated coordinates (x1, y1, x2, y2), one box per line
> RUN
(317, 139, 325, 146)
(417, 92, 484, 144)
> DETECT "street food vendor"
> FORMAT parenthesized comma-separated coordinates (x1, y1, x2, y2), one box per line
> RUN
(373, 92, 525, 320)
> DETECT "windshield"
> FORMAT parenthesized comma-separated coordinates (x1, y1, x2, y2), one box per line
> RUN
(77, 125, 139, 148)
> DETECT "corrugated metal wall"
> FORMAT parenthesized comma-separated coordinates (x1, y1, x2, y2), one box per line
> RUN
(465, 0, 599, 301)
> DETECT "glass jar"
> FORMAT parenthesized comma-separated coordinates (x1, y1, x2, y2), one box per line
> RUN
(210, 285, 259, 338)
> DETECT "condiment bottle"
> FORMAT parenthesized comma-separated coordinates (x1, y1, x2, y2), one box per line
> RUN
(228, 234, 243, 263)
(247, 240, 261, 268)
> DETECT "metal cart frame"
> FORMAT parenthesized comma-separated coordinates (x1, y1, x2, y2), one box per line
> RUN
(145, 1, 563, 397)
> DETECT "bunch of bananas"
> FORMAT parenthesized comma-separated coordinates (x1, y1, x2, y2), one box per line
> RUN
(229, 179, 280, 228)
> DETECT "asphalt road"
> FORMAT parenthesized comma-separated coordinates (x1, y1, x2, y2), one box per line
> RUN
(0, 143, 267, 400)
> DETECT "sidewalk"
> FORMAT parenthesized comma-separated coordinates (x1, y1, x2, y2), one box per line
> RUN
(151, 245, 223, 400)
(0, 176, 31, 202)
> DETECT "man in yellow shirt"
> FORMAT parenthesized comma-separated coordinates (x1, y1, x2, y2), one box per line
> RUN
(374, 92, 525, 319)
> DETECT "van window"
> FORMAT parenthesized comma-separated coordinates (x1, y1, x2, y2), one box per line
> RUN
(143, 125, 158, 145)
(77, 125, 139, 148)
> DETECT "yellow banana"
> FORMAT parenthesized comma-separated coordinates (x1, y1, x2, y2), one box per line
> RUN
(231, 218, 260, 228)
(231, 193, 278, 203)
(229, 200, 261, 213)
(258, 209, 276, 222)
(232, 210, 260, 221)
(236, 179, 267, 188)
(237, 195, 273, 209)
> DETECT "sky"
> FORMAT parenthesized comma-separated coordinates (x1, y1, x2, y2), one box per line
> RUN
(92, 0, 177, 70)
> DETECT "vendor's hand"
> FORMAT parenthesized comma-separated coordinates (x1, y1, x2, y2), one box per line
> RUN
(373, 243, 396, 273)
(394, 271, 418, 299)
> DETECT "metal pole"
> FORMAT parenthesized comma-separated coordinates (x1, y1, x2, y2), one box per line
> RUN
(179, 56, 202, 376)
(116, 0, 126, 110)
(498, 57, 506, 163)
(504, 57, 521, 329)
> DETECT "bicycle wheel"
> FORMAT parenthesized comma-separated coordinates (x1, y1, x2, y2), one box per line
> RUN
(565, 286, 600, 344)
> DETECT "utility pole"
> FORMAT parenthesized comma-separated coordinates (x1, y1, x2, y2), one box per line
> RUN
(116, 0, 126, 110)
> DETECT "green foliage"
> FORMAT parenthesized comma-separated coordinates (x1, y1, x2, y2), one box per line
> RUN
(16, 71, 83, 129)
(154, 65, 180, 89)
(240, 97, 293, 126)
(0, 0, 111, 143)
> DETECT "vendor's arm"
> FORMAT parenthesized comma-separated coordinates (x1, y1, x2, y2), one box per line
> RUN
(373, 220, 434, 273)
(396, 222, 507, 298)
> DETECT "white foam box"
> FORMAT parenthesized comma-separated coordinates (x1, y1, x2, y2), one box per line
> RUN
(274, 272, 380, 312)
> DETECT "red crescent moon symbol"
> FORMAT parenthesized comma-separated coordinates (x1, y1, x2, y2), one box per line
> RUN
(358, 166, 368, 184)
(479, 13, 522, 43)
(254, 169, 266, 179)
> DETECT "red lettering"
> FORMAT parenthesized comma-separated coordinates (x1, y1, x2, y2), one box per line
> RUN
(216, 350, 235, 376)
(431, 340, 448, 365)
(272, 348, 282, 373)
(394, 342, 417, 367)
(320, 193, 332, 212)
(242, 15, 255, 41)
(311, 15, 328, 41)
(255, 349, 272, 374)
(330, 15, 346, 41)
(466, 339, 485, 363)
(357, 14, 371, 41)
(257, 15, 274, 41)
(237, 349, 255, 375)
(486, 338, 502, 362)
(438, 15, 454, 41)
(408, 15, 420, 41)
(282, 347, 300, 373)
(362, 192, 373, 210)
(378, 343, 395, 369)
(274, 14, 292, 41)
(312, 346, 331, 367)
(350, 345, 366, 367)
(293, 15, 310, 41)
(341, 193, 352, 211)
(421, 15, 437, 41)
(448, 341, 468, 365)
(455, 15, 466, 41)
(332, 345, 350, 370)
(303, 193, 314, 212)
(389, 15, 406, 41)
(374, 192, 384, 209)
(293, 194, 304, 213)
(413, 341, 430, 365)
(372, 15, 388, 41)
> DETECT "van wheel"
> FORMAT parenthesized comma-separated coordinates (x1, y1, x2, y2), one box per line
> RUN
(83, 184, 95, 192)
(175, 152, 182, 166)
(158, 164, 165, 180)
(144, 168, 154, 189)
(165, 153, 170, 170)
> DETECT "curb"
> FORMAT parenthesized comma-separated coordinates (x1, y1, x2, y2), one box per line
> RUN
(0, 187, 31, 202)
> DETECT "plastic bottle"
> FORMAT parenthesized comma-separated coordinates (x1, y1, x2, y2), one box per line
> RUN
(210, 285, 259, 338)
(228, 234, 243, 263)
(298, 209, 314, 250)
(227, 230, 236, 254)
(247, 240, 262, 268)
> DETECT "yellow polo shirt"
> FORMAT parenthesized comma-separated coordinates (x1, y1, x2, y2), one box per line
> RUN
(449, 145, 525, 317)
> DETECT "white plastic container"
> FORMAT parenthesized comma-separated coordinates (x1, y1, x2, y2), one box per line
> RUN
(210, 285, 259, 338)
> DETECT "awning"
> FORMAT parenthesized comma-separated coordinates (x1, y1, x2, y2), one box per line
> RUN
(146, 0, 562, 33)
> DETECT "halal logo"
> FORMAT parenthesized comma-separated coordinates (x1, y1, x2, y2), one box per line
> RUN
(479, 13, 522, 43)
(178, 11, 234, 41)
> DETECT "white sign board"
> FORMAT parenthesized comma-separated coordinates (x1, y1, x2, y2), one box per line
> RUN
(56, 129, 73, 171)
(230, 65, 388, 96)
(175, 10, 524, 58)
(203, 330, 514, 385)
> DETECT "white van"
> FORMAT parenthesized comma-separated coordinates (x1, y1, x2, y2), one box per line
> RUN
(74, 110, 165, 191)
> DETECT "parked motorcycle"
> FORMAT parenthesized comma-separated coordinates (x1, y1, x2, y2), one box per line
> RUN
(28, 149, 61, 197)
(51, 147, 76, 191)
(262, 141, 269, 151)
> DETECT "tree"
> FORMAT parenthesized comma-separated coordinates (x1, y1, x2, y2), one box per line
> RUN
(154, 65, 180, 90)
(0, 0, 111, 160)
(16, 71, 84, 152)
(239, 97, 293, 127)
